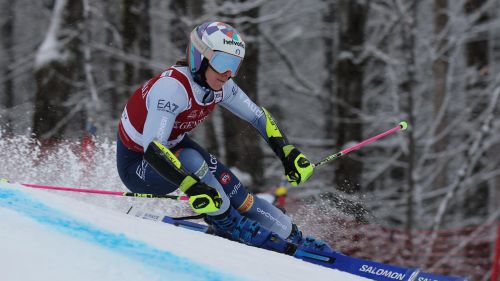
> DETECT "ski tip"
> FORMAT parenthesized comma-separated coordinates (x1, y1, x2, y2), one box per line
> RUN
(399, 121, 408, 131)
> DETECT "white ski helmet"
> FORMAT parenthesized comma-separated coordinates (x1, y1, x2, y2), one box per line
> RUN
(188, 22, 245, 77)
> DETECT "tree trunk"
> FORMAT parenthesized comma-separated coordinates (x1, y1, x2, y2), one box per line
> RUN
(489, 0, 500, 220)
(463, 0, 489, 218)
(322, 0, 338, 185)
(168, 0, 222, 154)
(334, 0, 367, 193)
(169, 0, 203, 53)
(1, 0, 15, 135)
(400, 0, 419, 253)
(33, 0, 85, 140)
(433, 0, 449, 190)
(122, 0, 152, 89)
(106, 1, 123, 117)
(221, 3, 264, 190)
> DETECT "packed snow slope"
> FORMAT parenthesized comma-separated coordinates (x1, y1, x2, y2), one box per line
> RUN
(0, 182, 370, 281)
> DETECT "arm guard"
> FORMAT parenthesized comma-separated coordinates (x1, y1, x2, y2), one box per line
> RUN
(261, 108, 314, 187)
(262, 107, 295, 161)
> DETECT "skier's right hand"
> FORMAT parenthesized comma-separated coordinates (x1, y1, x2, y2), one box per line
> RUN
(282, 145, 314, 187)
(185, 182, 223, 214)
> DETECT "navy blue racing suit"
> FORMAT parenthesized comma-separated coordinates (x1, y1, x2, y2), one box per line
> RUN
(117, 65, 292, 238)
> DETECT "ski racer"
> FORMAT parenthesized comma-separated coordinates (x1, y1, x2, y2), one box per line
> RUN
(116, 21, 330, 254)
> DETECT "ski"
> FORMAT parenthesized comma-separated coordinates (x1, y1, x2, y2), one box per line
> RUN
(130, 210, 468, 281)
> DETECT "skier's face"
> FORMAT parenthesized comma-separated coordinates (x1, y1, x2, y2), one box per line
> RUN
(205, 65, 231, 91)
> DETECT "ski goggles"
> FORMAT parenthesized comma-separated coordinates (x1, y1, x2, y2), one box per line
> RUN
(190, 30, 243, 77)
(208, 51, 243, 77)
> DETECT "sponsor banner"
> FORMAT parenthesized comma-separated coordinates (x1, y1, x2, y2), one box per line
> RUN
(327, 252, 467, 281)
(413, 272, 467, 281)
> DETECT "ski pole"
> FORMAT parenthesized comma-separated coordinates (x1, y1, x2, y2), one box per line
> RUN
(313, 121, 408, 167)
(16, 182, 189, 201)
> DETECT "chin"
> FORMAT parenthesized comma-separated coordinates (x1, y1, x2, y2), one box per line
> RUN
(212, 83, 223, 91)
(206, 79, 224, 91)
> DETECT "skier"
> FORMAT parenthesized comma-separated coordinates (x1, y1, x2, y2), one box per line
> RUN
(116, 21, 330, 254)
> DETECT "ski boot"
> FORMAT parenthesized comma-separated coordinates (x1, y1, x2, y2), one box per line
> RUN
(287, 223, 334, 253)
(206, 207, 297, 255)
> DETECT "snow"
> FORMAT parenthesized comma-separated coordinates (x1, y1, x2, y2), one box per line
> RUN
(34, 0, 68, 70)
(0, 182, 370, 281)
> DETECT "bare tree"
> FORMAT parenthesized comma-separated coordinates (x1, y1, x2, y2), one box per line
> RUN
(334, 0, 369, 193)
(105, 1, 124, 117)
(32, 0, 85, 140)
(208, 0, 264, 189)
(169, 0, 203, 52)
(0, 0, 15, 134)
(462, 0, 490, 219)
(121, 0, 152, 90)
(432, 0, 449, 190)
(168, 0, 225, 156)
(398, 0, 419, 253)
(488, 0, 500, 221)
(322, 0, 338, 185)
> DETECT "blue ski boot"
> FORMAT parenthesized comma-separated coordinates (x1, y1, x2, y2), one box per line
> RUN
(287, 223, 334, 253)
(206, 207, 297, 255)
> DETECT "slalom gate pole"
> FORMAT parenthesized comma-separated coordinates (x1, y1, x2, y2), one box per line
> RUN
(18, 183, 189, 201)
(313, 121, 408, 168)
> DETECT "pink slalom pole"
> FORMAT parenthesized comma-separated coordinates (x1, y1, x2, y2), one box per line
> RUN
(341, 124, 404, 155)
(19, 183, 189, 201)
(23, 183, 126, 195)
(313, 121, 408, 167)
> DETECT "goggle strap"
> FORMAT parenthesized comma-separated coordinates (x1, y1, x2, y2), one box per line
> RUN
(190, 30, 214, 60)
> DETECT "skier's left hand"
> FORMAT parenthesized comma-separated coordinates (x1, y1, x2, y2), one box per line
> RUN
(185, 182, 223, 214)
(282, 145, 314, 187)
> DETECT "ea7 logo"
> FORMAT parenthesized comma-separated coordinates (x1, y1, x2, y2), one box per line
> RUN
(157, 99, 179, 113)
